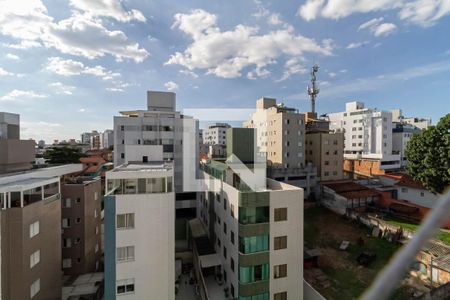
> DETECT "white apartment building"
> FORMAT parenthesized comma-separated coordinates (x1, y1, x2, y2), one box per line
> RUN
(392, 123, 421, 166)
(203, 123, 231, 145)
(197, 128, 303, 300)
(244, 97, 316, 195)
(328, 101, 401, 169)
(104, 161, 175, 300)
(113, 91, 198, 193)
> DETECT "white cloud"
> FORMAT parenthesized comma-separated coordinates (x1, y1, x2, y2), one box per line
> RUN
(164, 81, 179, 91)
(297, 0, 450, 27)
(358, 18, 397, 37)
(5, 53, 20, 60)
(69, 0, 146, 22)
(179, 69, 199, 78)
(46, 57, 120, 80)
(328, 72, 337, 77)
(0, 67, 14, 76)
(20, 121, 62, 142)
(0, 0, 149, 62)
(78, 108, 86, 112)
(276, 58, 307, 81)
(1, 89, 47, 101)
(166, 9, 333, 79)
(346, 41, 369, 49)
(49, 82, 76, 95)
(298, 0, 325, 21)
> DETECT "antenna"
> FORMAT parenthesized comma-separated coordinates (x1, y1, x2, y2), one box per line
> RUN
(307, 64, 320, 113)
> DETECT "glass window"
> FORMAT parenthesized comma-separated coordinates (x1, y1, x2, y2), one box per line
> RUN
(117, 279, 135, 295)
(167, 177, 173, 193)
(274, 292, 287, 300)
(117, 246, 135, 262)
(274, 264, 287, 279)
(30, 221, 39, 238)
(239, 235, 269, 254)
(30, 278, 40, 298)
(117, 213, 135, 229)
(239, 264, 269, 283)
(30, 250, 40, 268)
(239, 207, 269, 224)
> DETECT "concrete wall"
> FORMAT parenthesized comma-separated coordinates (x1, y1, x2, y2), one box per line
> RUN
(0, 139, 35, 173)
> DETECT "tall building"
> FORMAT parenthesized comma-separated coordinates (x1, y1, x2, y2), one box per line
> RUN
(101, 129, 114, 149)
(392, 123, 421, 167)
(197, 128, 304, 299)
(104, 160, 175, 299)
(327, 101, 401, 177)
(0, 112, 35, 174)
(203, 123, 231, 145)
(81, 132, 92, 144)
(0, 164, 82, 300)
(90, 131, 101, 150)
(61, 177, 102, 275)
(243, 97, 316, 195)
(402, 117, 431, 130)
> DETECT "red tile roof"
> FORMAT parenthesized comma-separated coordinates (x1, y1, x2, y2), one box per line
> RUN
(394, 174, 425, 190)
(80, 157, 105, 164)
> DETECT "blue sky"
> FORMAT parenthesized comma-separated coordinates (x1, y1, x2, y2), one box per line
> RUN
(1, 0, 449, 143)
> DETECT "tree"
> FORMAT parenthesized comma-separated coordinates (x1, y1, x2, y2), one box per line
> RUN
(405, 114, 450, 194)
(44, 147, 86, 164)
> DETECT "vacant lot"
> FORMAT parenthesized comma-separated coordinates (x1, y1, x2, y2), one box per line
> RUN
(304, 206, 409, 300)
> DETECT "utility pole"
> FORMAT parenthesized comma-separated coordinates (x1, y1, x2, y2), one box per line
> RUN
(307, 64, 320, 114)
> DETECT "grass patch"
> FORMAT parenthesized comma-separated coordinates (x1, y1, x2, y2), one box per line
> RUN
(384, 216, 450, 244)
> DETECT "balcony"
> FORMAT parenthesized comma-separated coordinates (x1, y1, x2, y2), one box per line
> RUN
(238, 280, 269, 297)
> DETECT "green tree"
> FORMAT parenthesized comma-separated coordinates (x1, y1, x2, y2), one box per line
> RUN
(44, 147, 86, 164)
(405, 114, 450, 194)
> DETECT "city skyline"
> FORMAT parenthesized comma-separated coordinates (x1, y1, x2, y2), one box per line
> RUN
(1, 0, 450, 142)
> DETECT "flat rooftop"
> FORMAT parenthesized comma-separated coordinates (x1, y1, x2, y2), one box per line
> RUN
(112, 162, 173, 172)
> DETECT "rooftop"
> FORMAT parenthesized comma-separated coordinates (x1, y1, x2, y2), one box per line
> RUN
(112, 162, 173, 173)
(323, 181, 380, 199)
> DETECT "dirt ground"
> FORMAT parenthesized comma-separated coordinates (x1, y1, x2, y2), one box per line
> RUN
(304, 206, 406, 299)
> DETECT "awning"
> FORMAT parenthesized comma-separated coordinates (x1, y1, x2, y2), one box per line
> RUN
(199, 253, 222, 268)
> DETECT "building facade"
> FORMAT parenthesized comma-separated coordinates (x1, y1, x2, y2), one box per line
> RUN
(0, 112, 35, 174)
(197, 128, 304, 300)
(305, 132, 344, 181)
(244, 98, 316, 195)
(203, 123, 231, 146)
(104, 162, 175, 299)
(327, 101, 401, 176)
(61, 177, 102, 275)
(0, 164, 82, 300)
(101, 129, 114, 149)
(392, 123, 421, 167)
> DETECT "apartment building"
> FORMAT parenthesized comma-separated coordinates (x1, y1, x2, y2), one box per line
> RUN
(0, 164, 82, 300)
(305, 132, 344, 181)
(104, 161, 175, 299)
(402, 117, 431, 130)
(0, 112, 35, 174)
(113, 91, 199, 245)
(90, 131, 101, 150)
(203, 123, 231, 145)
(61, 176, 102, 275)
(392, 123, 421, 167)
(197, 128, 303, 300)
(244, 97, 316, 195)
(81, 132, 92, 144)
(327, 101, 401, 177)
(101, 129, 114, 149)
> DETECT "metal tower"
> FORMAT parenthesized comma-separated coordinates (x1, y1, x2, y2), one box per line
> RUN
(307, 64, 320, 113)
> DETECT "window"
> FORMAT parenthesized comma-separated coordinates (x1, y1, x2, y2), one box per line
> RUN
(223, 246, 227, 259)
(239, 264, 269, 283)
(76, 217, 81, 224)
(63, 198, 71, 208)
(117, 279, 135, 295)
(231, 231, 235, 245)
(324, 171, 329, 176)
(231, 284, 235, 297)
(274, 208, 287, 222)
(274, 236, 287, 250)
(401, 188, 408, 193)
(30, 221, 39, 238)
(63, 258, 72, 269)
(62, 218, 71, 228)
(239, 235, 269, 254)
(117, 213, 134, 229)
(95, 243, 99, 253)
(63, 238, 72, 248)
(96, 226, 99, 235)
(223, 222, 227, 234)
(223, 197, 227, 211)
(231, 204, 235, 218)
(74, 238, 81, 244)
(76, 197, 81, 203)
(30, 278, 40, 298)
(121, 153, 125, 159)
(274, 264, 287, 279)
(231, 257, 235, 272)
(420, 192, 425, 197)
(274, 292, 287, 300)
(117, 246, 135, 262)
(239, 206, 269, 224)
(30, 250, 40, 268)
(94, 209, 98, 218)
(94, 192, 98, 201)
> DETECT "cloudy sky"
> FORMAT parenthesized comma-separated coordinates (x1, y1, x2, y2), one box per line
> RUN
(1, 0, 450, 143)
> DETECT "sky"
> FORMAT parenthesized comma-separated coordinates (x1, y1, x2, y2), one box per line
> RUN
(1, 0, 450, 143)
